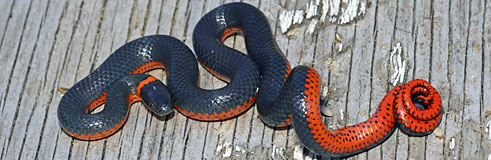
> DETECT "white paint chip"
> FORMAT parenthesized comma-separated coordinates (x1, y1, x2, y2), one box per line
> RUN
(388, 43, 406, 86)
(216, 141, 233, 158)
(293, 145, 303, 160)
(339, 0, 360, 24)
(338, 43, 343, 52)
(449, 137, 455, 150)
(293, 10, 305, 24)
(271, 145, 286, 160)
(306, 1, 319, 19)
(279, 10, 294, 33)
(235, 145, 246, 153)
(329, 0, 341, 17)
(358, 1, 366, 16)
(320, 0, 330, 21)
(485, 120, 491, 140)
(340, 109, 344, 120)
(279, 0, 367, 34)
(307, 19, 318, 34)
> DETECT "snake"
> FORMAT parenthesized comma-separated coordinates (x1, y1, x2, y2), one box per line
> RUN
(57, 2, 443, 157)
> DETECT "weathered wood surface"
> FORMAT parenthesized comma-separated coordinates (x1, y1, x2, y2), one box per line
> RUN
(0, 0, 489, 159)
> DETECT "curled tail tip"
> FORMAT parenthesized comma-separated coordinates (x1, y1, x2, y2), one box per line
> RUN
(396, 79, 444, 137)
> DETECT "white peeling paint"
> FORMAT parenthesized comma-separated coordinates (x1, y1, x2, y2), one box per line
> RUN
(223, 142, 232, 157)
(306, 1, 319, 19)
(389, 43, 406, 86)
(339, 0, 360, 24)
(358, 1, 366, 16)
(338, 43, 343, 52)
(334, 33, 347, 52)
(271, 145, 286, 160)
(485, 120, 491, 140)
(340, 109, 344, 120)
(216, 141, 233, 158)
(279, 10, 294, 33)
(235, 145, 246, 153)
(305, 153, 315, 160)
(449, 137, 455, 150)
(293, 145, 303, 160)
(329, 0, 341, 17)
(307, 19, 318, 34)
(320, 0, 330, 21)
(293, 10, 305, 24)
(280, 0, 367, 34)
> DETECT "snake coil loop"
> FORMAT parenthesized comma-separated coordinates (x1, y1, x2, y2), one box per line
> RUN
(395, 79, 443, 136)
(57, 2, 443, 157)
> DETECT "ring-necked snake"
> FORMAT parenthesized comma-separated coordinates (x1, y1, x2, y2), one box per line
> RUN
(57, 2, 443, 157)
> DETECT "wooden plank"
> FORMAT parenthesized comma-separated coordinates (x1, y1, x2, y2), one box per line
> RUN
(318, 14, 357, 160)
(27, 0, 71, 159)
(307, 6, 338, 160)
(35, 0, 84, 159)
(1, 0, 49, 159)
(179, 0, 208, 159)
(234, 3, 261, 158)
(391, 0, 415, 159)
(118, 0, 153, 159)
(460, 0, 485, 159)
(54, 0, 118, 159)
(99, 1, 135, 159)
(272, 0, 311, 159)
(444, 0, 470, 159)
(138, 0, 170, 159)
(0, 0, 15, 46)
(82, 1, 110, 159)
(199, 1, 223, 159)
(16, 0, 68, 159)
(482, 1, 491, 159)
(232, 0, 260, 158)
(372, 0, 406, 159)
(366, 0, 397, 159)
(158, 0, 190, 159)
(143, 0, 180, 159)
(341, 1, 378, 160)
(65, 1, 106, 159)
(249, 0, 296, 159)
(406, 0, 433, 159)
(0, 0, 32, 157)
(242, 0, 270, 158)
(209, 0, 243, 156)
(425, 0, 450, 159)
(223, 0, 262, 158)
(50, 0, 115, 159)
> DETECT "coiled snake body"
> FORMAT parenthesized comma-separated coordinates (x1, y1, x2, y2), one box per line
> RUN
(58, 2, 443, 157)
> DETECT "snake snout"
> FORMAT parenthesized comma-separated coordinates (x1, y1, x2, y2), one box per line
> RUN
(140, 80, 174, 116)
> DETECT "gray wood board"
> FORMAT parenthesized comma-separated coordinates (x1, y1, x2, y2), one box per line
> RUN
(0, 0, 489, 159)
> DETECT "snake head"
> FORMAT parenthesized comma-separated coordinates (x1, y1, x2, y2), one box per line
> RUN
(139, 79, 174, 116)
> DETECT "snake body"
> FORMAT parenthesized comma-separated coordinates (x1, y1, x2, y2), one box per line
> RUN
(58, 2, 443, 157)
